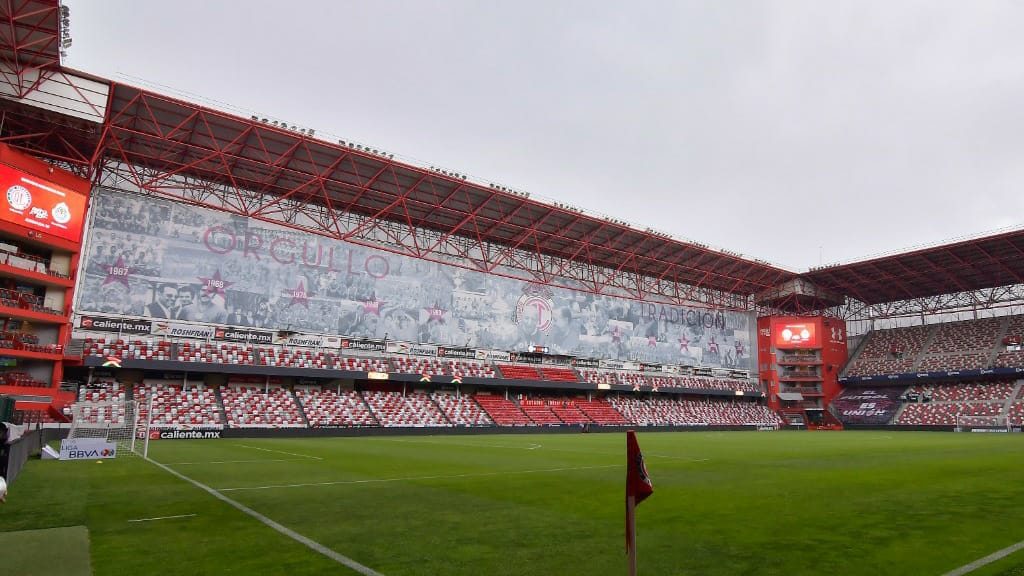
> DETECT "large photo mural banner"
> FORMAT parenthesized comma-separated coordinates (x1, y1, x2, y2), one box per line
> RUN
(77, 189, 753, 369)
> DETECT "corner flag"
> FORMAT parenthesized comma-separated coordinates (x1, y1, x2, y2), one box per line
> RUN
(626, 430, 653, 575)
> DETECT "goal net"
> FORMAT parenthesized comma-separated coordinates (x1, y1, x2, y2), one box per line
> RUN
(66, 400, 142, 455)
(955, 414, 1012, 433)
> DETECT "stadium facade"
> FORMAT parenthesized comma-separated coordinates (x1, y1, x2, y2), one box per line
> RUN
(0, 1, 1022, 433)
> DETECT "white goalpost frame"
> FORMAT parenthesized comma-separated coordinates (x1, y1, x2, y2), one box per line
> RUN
(66, 399, 143, 456)
(955, 414, 1011, 433)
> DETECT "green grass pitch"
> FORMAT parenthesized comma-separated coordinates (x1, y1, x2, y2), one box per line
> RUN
(2, 431, 1024, 576)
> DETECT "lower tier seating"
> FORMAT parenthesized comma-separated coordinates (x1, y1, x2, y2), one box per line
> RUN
(220, 385, 305, 428)
(474, 393, 532, 425)
(431, 392, 493, 425)
(134, 380, 224, 429)
(295, 388, 378, 427)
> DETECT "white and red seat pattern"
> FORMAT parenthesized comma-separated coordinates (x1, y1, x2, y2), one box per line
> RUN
(178, 342, 254, 365)
(74, 379, 128, 425)
(334, 356, 392, 372)
(220, 385, 305, 428)
(257, 347, 329, 369)
(431, 392, 493, 425)
(609, 396, 782, 426)
(134, 380, 223, 429)
(361, 391, 448, 427)
(295, 388, 378, 427)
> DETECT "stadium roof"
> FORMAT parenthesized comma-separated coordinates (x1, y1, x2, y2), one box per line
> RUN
(801, 229, 1024, 305)
(3, 2, 1024, 311)
(0, 0, 63, 72)
(101, 82, 794, 298)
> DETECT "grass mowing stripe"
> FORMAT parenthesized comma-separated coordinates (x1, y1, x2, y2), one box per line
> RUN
(145, 456, 384, 576)
(942, 540, 1024, 576)
(218, 464, 620, 492)
(234, 444, 324, 460)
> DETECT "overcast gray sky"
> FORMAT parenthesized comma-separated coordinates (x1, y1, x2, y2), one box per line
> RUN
(63, 0, 1024, 271)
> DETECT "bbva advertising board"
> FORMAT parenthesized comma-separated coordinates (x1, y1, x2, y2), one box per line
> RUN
(59, 438, 118, 460)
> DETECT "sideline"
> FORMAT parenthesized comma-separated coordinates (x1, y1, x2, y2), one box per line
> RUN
(146, 456, 385, 576)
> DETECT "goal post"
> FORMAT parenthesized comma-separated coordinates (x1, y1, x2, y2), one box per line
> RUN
(955, 414, 1012, 433)
(66, 400, 144, 456)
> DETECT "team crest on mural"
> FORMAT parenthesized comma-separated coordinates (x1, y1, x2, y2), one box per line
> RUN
(514, 284, 555, 333)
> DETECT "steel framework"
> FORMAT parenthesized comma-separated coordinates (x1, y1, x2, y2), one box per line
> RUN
(4, 2, 1024, 321)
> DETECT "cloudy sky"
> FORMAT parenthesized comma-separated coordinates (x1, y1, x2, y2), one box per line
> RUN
(64, 0, 1024, 271)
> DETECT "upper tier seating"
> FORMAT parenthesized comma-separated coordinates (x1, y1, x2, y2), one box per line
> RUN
(294, 388, 378, 427)
(334, 356, 392, 372)
(927, 317, 1003, 353)
(578, 369, 619, 385)
(134, 380, 223, 429)
(498, 364, 542, 380)
(361, 391, 448, 427)
(431, 392, 493, 426)
(257, 347, 329, 369)
(846, 325, 932, 376)
(538, 367, 579, 382)
(474, 393, 532, 425)
(220, 385, 305, 428)
(84, 338, 172, 361)
(179, 342, 254, 365)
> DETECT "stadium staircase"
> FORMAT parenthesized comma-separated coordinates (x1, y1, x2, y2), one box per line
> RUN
(428, 394, 454, 426)
(213, 386, 229, 427)
(290, 389, 311, 427)
(909, 326, 941, 372)
(987, 316, 1014, 367)
(1003, 381, 1024, 415)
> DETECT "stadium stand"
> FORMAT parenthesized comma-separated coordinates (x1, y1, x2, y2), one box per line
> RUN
(361, 391, 449, 427)
(574, 398, 630, 424)
(220, 384, 306, 428)
(846, 324, 932, 376)
(537, 367, 580, 382)
(294, 388, 378, 427)
(474, 393, 533, 425)
(497, 364, 542, 380)
(519, 398, 563, 425)
(577, 369, 619, 385)
(134, 380, 224, 429)
(74, 379, 128, 425)
(609, 396, 782, 427)
(431, 391, 493, 426)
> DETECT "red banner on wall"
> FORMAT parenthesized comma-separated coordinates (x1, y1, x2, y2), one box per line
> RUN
(0, 162, 88, 243)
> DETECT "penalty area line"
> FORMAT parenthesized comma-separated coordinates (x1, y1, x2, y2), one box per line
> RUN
(940, 539, 1024, 576)
(163, 458, 308, 466)
(145, 456, 385, 576)
(235, 444, 324, 460)
(128, 513, 197, 523)
(220, 463, 619, 492)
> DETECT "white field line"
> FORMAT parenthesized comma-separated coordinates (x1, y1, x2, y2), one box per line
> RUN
(382, 438, 708, 462)
(163, 458, 308, 466)
(235, 444, 323, 460)
(145, 456, 385, 576)
(940, 538, 1024, 576)
(219, 464, 620, 492)
(128, 513, 197, 523)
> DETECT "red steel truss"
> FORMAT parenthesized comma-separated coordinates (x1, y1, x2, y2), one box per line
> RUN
(802, 229, 1024, 306)
(0, 0, 63, 97)
(93, 83, 793, 310)
(4, 2, 1024, 318)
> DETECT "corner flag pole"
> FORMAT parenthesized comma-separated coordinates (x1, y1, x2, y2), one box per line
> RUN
(626, 430, 653, 576)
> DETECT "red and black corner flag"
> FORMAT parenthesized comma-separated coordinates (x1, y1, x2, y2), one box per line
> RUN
(626, 430, 653, 574)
